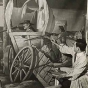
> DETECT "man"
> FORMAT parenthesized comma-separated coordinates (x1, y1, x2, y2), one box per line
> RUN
(52, 39, 88, 88)
(21, 20, 36, 32)
(40, 37, 61, 63)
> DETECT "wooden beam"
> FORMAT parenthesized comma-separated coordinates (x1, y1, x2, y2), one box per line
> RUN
(86, 1, 88, 30)
(3, 0, 9, 54)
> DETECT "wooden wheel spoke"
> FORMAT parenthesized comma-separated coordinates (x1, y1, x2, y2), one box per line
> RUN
(9, 52, 12, 59)
(9, 48, 13, 58)
(22, 69, 27, 75)
(24, 49, 30, 61)
(21, 49, 30, 61)
(18, 56, 21, 61)
(24, 54, 32, 63)
(14, 60, 19, 67)
(14, 64, 18, 67)
(14, 70, 20, 82)
(20, 52, 24, 60)
(20, 49, 26, 60)
(24, 65, 29, 68)
(23, 49, 28, 58)
(10, 48, 13, 58)
(20, 70, 22, 81)
(12, 67, 19, 75)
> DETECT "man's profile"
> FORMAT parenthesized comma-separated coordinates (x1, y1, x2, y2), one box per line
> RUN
(20, 20, 36, 32)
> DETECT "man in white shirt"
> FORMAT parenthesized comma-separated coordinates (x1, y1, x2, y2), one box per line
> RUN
(52, 39, 88, 88)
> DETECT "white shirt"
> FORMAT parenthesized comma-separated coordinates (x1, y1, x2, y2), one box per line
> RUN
(57, 44, 87, 80)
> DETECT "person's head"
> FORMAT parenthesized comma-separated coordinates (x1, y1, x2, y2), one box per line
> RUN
(74, 39, 87, 53)
(59, 26, 65, 33)
(74, 31, 82, 40)
(43, 37, 52, 49)
(22, 20, 33, 30)
(59, 32, 66, 44)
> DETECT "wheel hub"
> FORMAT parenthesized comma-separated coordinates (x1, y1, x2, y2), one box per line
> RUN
(18, 61, 24, 70)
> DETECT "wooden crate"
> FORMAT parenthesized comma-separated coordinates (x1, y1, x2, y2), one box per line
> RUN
(33, 51, 55, 87)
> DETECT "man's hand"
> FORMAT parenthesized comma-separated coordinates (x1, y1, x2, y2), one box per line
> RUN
(31, 44, 36, 48)
(52, 72, 67, 79)
(60, 67, 72, 73)
(50, 36, 56, 42)
(47, 63, 63, 67)
(47, 63, 54, 67)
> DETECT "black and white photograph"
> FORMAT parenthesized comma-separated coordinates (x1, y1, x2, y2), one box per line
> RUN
(0, 0, 87, 88)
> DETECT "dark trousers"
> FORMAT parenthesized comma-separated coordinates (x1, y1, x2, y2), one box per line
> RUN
(59, 78, 71, 88)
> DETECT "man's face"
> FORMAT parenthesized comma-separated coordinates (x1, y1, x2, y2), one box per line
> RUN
(23, 23, 30, 30)
(51, 35, 58, 41)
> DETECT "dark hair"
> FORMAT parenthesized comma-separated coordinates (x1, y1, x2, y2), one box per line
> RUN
(43, 37, 51, 44)
(76, 39, 87, 51)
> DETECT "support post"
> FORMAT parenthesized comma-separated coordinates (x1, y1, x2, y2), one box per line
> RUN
(86, 0, 88, 55)
(3, 0, 9, 54)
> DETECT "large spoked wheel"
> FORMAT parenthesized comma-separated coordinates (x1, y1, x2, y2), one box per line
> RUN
(10, 46, 36, 82)
(3, 45, 14, 75)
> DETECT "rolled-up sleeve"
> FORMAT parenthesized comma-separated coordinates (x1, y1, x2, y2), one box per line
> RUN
(57, 44, 74, 55)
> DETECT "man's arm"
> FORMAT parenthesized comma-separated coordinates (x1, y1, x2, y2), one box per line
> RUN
(52, 41, 74, 55)
(51, 59, 71, 68)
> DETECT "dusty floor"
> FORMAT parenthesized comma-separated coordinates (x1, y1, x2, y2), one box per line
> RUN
(4, 80, 44, 88)
(0, 69, 44, 88)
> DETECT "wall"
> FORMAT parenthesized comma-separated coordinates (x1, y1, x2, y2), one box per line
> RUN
(0, 6, 3, 42)
(52, 9, 85, 31)
(0, 6, 3, 27)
